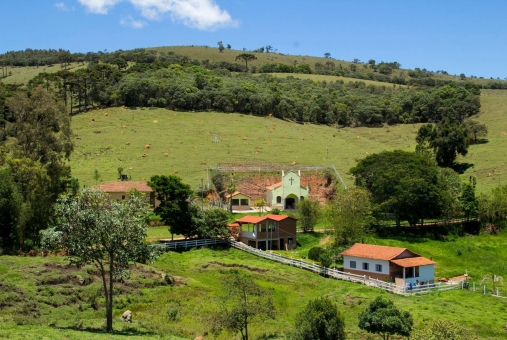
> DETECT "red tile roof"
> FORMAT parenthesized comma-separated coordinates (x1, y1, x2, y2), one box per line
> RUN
(225, 191, 251, 199)
(265, 214, 296, 221)
(340, 243, 410, 261)
(235, 215, 267, 224)
(228, 222, 240, 228)
(390, 257, 435, 267)
(266, 182, 282, 190)
(94, 181, 153, 193)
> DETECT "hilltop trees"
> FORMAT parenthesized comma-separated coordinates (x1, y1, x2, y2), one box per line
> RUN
(235, 53, 257, 72)
(45, 189, 152, 332)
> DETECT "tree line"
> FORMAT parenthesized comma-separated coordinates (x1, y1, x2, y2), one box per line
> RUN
(5, 62, 481, 127)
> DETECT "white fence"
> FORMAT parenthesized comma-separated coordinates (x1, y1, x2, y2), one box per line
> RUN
(154, 238, 462, 296)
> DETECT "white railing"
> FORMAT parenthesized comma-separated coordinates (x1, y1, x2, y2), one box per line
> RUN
(154, 238, 226, 251)
(154, 238, 462, 295)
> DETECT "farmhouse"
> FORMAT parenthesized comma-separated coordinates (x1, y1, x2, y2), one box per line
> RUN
(231, 214, 297, 251)
(225, 191, 252, 211)
(94, 181, 159, 208)
(266, 170, 309, 210)
(340, 243, 435, 287)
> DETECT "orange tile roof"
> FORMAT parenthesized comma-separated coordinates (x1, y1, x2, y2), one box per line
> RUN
(228, 222, 240, 228)
(94, 181, 153, 193)
(340, 243, 410, 261)
(236, 215, 267, 224)
(266, 182, 282, 190)
(390, 257, 435, 267)
(225, 191, 251, 199)
(265, 214, 297, 221)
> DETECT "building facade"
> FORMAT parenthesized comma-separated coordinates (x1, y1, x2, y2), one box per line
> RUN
(266, 170, 309, 210)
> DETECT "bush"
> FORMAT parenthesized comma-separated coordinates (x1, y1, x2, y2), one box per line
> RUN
(292, 298, 346, 340)
(166, 301, 181, 322)
(308, 246, 325, 262)
(271, 208, 281, 215)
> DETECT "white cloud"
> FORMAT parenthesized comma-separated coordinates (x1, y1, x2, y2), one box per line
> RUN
(78, 0, 122, 14)
(55, 2, 70, 11)
(120, 15, 146, 28)
(77, 0, 238, 30)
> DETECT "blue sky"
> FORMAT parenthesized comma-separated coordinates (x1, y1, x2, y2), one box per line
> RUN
(2, 0, 506, 78)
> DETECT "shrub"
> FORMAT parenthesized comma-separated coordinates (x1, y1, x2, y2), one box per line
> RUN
(308, 246, 325, 262)
(270, 208, 281, 215)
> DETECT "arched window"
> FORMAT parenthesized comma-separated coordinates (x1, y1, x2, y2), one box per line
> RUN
(276, 196, 282, 203)
(300, 196, 304, 201)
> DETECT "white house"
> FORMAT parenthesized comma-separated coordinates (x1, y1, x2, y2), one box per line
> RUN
(340, 243, 435, 287)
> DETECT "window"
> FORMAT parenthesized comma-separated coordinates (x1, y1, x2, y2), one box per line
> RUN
(240, 199, 249, 206)
(415, 266, 419, 277)
(362, 262, 369, 270)
(232, 199, 239, 205)
(375, 264, 382, 272)
(268, 223, 276, 232)
(350, 261, 356, 269)
(276, 196, 282, 204)
(288, 238, 294, 244)
(300, 196, 304, 201)
(121, 195, 126, 200)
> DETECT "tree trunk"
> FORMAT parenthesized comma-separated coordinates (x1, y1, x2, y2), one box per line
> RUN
(107, 256, 114, 332)
(244, 314, 248, 340)
(98, 261, 111, 332)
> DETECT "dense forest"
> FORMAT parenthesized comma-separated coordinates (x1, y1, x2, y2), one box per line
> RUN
(0, 48, 481, 127)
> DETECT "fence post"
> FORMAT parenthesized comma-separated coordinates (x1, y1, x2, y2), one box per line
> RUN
(364, 275, 366, 285)
(473, 282, 475, 292)
(484, 285, 486, 295)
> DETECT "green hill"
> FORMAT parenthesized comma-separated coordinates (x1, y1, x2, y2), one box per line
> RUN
(70, 87, 506, 193)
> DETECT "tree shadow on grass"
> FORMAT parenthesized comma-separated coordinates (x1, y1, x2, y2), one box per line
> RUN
(52, 325, 156, 337)
(451, 162, 474, 174)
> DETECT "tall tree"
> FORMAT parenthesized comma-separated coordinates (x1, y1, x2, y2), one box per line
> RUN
(148, 175, 195, 238)
(465, 119, 488, 144)
(417, 120, 470, 168)
(46, 189, 152, 332)
(324, 52, 331, 59)
(358, 296, 413, 340)
(217, 41, 225, 52)
(3, 86, 73, 246)
(350, 150, 448, 226)
(292, 298, 346, 340)
(235, 53, 257, 72)
(209, 272, 276, 340)
(0, 167, 23, 252)
(326, 187, 372, 245)
(298, 198, 320, 232)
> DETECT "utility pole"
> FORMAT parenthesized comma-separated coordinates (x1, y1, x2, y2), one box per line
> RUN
(201, 178, 204, 210)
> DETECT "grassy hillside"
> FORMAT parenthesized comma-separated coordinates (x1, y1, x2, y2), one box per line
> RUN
(2, 232, 507, 339)
(69, 107, 418, 189)
(153, 45, 507, 86)
(1, 62, 88, 85)
(70, 87, 507, 193)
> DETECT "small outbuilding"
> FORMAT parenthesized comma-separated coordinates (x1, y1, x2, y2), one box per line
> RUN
(225, 191, 252, 211)
(340, 243, 435, 287)
(94, 181, 158, 208)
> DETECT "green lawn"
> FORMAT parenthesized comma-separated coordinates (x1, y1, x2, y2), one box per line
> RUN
(3, 228, 507, 339)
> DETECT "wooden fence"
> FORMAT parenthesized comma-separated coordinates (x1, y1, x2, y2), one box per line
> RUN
(154, 238, 462, 296)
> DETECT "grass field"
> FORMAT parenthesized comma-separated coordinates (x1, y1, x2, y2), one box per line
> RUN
(2, 230, 507, 339)
(1, 62, 88, 85)
(69, 88, 507, 193)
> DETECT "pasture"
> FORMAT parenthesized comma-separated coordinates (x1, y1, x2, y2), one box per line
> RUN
(70, 88, 507, 193)
(2, 231, 507, 339)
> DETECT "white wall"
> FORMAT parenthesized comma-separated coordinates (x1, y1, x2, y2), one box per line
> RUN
(343, 256, 390, 275)
(418, 265, 434, 281)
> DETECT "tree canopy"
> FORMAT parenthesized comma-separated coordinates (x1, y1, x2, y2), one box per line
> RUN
(350, 150, 450, 226)
(292, 298, 346, 340)
(45, 189, 152, 332)
(149, 175, 195, 238)
(358, 296, 413, 340)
